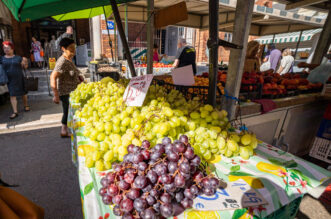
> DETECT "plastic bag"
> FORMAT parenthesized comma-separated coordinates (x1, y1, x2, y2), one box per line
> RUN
(307, 63, 331, 84)
(260, 61, 270, 72)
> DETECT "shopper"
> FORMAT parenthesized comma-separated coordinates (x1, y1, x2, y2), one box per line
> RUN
(153, 44, 161, 62)
(262, 43, 281, 72)
(56, 26, 74, 52)
(30, 37, 44, 68)
(50, 38, 83, 137)
(277, 48, 294, 74)
(1, 41, 29, 119)
(49, 35, 58, 58)
(298, 49, 331, 84)
(173, 38, 197, 75)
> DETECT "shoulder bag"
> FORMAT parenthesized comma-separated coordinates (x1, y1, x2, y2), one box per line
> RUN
(23, 69, 39, 91)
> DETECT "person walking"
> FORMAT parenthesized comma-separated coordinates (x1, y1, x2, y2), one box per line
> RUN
(261, 43, 281, 72)
(173, 38, 197, 75)
(277, 48, 294, 74)
(56, 26, 73, 52)
(50, 38, 83, 137)
(1, 41, 29, 119)
(30, 37, 44, 68)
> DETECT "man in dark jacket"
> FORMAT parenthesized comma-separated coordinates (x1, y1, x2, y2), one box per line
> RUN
(173, 38, 197, 75)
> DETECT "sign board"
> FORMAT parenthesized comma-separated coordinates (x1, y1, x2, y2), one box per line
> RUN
(193, 179, 268, 211)
(102, 29, 116, 35)
(171, 65, 195, 86)
(107, 21, 114, 30)
(154, 2, 188, 28)
(123, 74, 154, 106)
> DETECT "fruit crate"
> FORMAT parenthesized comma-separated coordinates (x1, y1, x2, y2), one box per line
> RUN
(265, 196, 302, 219)
(152, 79, 223, 104)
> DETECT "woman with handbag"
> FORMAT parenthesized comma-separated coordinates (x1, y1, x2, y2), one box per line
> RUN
(30, 37, 44, 69)
(50, 38, 83, 137)
(1, 41, 29, 119)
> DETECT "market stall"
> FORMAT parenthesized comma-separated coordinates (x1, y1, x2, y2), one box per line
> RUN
(67, 78, 331, 219)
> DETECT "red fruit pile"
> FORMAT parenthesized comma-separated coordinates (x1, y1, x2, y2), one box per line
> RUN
(99, 135, 220, 219)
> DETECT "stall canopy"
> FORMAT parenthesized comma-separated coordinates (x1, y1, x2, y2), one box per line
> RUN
(1, 0, 136, 22)
(118, 0, 327, 36)
(0, 0, 12, 25)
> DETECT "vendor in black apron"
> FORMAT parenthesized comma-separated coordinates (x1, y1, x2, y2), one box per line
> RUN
(173, 38, 197, 75)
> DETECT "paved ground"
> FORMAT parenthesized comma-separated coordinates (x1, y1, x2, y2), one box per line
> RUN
(0, 128, 83, 219)
(0, 98, 62, 134)
(296, 195, 331, 219)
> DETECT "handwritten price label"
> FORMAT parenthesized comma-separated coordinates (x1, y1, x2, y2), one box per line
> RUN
(123, 74, 154, 106)
(193, 180, 267, 211)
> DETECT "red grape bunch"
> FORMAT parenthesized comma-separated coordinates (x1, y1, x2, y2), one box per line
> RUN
(99, 135, 220, 219)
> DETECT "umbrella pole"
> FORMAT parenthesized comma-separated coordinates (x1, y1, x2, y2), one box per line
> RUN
(103, 7, 114, 62)
(109, 0, 136, 77)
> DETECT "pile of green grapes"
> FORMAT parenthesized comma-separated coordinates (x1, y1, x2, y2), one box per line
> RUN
(72, 77, 257, 171)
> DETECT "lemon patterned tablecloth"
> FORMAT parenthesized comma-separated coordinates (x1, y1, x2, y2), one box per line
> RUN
(68, 106, 331, 219)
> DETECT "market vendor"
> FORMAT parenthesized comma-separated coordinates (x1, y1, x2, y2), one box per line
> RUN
(173, 38, 197, 75)
(298, 49, 331, 84)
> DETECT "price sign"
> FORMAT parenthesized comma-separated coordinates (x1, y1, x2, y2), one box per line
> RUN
(123, 74, 154, 106)
(171, 65, 195, 85)
(193, 179, 267, 211)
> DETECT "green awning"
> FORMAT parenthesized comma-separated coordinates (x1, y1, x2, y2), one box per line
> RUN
(52, 5, 113, 21)
(1, 0, 135, 22)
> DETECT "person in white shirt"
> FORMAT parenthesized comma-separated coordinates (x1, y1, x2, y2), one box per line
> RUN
(277, 48, 294, 74)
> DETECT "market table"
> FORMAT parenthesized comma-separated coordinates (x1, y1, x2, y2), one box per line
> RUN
(68, 104, 331, 219)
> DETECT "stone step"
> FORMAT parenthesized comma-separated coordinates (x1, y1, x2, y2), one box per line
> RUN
(28, 91, 53, 100)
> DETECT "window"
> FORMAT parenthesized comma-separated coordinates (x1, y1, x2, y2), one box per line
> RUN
(289, 37, 293, 42)
(274, 39, 277, 43)
(307, 36, 311, 40)
(262, 40, 264, 44)
(224, 33, 228, 41)
(284, 38, 287, 42)
(295, 37, 298, 42)
(229, 33, 232, 42)
(301, 36, 305, 41)
(279, 38, 282, 43)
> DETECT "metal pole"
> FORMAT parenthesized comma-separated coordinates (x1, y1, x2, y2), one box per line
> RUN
(125, 4, 128, 40)
(222, 0, 255, 120)
(207, 0, 219, 106)
(312, 7, 331, 64)
(147, 0, 154, 75)
(109, 0, 136, 77)
(293, 30, 302, 60)
(272, 34, 275, 43)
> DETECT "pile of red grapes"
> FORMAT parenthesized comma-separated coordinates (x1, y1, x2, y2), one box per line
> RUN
(99, 135, 220, 219)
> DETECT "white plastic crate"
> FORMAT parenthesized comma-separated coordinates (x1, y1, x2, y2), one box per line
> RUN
(310, 137, 331, 164)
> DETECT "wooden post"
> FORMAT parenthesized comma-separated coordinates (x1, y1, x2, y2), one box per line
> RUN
(222, 0, 255, 120)
(294, 31, 303, 59)
(312, 7, 331, 65)
(207, 0, 219, 106)
(109, 0, 136, 77)
(147, 0, 154, 75)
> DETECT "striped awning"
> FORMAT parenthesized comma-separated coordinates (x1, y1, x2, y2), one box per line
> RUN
(256, 29, 322, 44)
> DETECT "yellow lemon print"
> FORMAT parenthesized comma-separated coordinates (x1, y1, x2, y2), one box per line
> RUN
(184, 210, 220, 219)
(228, 175, 264, 189)
(239, 210, 252, 219)
(74, 121, 85, 129)
(208, 155, 222, 164)
(256, 162, 286, 177)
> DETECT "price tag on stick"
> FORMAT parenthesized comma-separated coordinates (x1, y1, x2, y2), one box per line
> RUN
(171, 65, 195, 85)
(123, 74, 154, 106)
